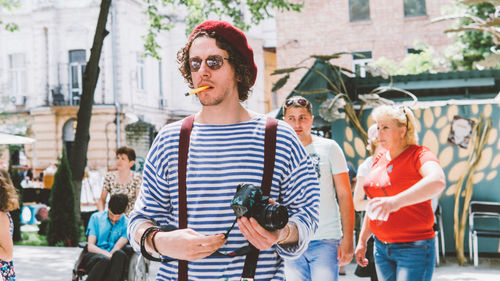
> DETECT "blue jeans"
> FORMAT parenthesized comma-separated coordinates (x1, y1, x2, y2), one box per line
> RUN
(284, 239, 340, 281)
(374, 236, 435, 281)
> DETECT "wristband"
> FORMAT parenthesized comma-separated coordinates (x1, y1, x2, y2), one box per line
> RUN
(150, 229, 162, 253)
(141, 226, 161, 253)
(139, 225, 178, 263)
(277, 223, 292, 245)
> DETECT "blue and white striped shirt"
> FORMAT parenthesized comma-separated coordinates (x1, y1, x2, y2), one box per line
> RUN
(128, 115, 319, 281)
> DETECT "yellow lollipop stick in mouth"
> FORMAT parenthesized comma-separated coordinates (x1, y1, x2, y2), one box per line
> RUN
(185, 86, 211, 96)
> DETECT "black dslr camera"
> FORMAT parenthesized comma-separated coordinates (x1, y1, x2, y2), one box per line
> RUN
(230, 183, 288, 231)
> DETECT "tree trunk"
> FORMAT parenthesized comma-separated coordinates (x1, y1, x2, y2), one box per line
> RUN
(69, 0, 112, 225)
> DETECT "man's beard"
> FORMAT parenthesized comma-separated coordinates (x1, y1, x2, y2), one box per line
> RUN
(199, 91, 225, 106)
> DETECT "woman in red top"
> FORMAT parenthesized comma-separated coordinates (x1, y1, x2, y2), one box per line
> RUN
(354, 105, 445, 281)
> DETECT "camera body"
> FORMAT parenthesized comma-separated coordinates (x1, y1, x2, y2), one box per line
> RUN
(230, 183, 288, 231)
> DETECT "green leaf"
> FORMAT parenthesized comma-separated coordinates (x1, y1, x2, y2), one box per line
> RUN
(5, 22, 18, 32)
(271, 66, 303, 75)
(272, 74, 290, 92)
(141, 0, 304, 58)
(292, 89, 333, 95)
(460, 0, 500, 5)
(310, 52, 353, 61)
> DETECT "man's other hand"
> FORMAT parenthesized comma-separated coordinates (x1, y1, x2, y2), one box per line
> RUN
(238, 216, 283, 250)
(155, 229, 226, 261)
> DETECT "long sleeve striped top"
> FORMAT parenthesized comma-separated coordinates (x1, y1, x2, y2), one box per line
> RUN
(128, 115, 320, 280)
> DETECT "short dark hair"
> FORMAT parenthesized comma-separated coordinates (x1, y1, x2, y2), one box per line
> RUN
(116, 146, 136, 162)
(177, 31, 253, 102)
(283, 96, 313, 115)
(108, 193, 128, 214)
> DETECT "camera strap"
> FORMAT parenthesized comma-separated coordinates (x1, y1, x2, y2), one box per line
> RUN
(178, 115, 278, 281)
(242, 117, 277, 280)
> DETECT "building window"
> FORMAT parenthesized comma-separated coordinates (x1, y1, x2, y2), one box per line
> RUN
(8, 53, 27, 102)
(404, 0, 426, 17)
(137, 56, 145, 91)
(349, 0, 370, 22)
(69, 49, 86, 105)
(63, 118, 77, 161)
(352, 51, 372, 77)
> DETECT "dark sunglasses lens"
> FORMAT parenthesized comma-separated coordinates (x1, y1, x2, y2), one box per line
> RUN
(297, 98, 308, 106)
(206, 56, 224, 70)
(285, 98, 308, 107)
(189, 58, 202, 72)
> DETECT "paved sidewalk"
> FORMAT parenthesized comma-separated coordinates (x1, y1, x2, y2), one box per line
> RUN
(14, 245, 160, 281)
(339, 257, 500, 281)
(13, 245, 500, 280)
(14, 245, 80, 281)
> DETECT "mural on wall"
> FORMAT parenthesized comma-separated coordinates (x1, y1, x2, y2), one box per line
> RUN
(448, 115, 475, 149)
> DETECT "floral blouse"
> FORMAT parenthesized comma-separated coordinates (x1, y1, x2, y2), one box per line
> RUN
(103, 171, 142, 215)
(1, 211, 15, 281)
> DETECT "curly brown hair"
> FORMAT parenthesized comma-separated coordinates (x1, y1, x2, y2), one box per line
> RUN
(177, 30, 253, 102)
(0, 169, 19, 212)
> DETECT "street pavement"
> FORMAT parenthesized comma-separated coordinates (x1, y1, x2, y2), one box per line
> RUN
(13, 245, 500, 280)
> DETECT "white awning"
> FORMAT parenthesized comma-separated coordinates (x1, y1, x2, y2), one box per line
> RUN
(0, 132, 35, 145)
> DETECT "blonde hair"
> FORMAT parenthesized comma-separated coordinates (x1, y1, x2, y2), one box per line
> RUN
(0, 169, 19, 211)
(372, 105, 419, 146)
(366, 123, 378, 154)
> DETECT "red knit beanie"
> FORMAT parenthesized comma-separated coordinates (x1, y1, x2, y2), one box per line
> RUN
(190, 20, 257, 86)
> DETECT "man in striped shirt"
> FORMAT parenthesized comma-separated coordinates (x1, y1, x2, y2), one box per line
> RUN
(127, 20, 320, 280)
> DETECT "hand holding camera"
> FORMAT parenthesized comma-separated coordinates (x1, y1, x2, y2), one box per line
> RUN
(230, 183, 291, 250)
(230, 183, 289, 231)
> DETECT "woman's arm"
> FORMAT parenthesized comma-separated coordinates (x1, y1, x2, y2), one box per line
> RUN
(353, 175, 369, 211)
(367, 161, 446, 219)
(0, 212, 13, 261)
(394, 161, 445, 207)
(96, 189, 108, 211)
(355, 214, 373, 267)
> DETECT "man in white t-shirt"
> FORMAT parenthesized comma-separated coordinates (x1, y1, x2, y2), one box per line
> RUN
(283, 95, 355, 281)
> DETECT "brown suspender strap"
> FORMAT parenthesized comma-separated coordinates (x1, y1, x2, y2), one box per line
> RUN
(178, 114, 195, 281)
(178, 116, 278, 281)
(261, 117, 278, 195)
(242, 117, 278, 280)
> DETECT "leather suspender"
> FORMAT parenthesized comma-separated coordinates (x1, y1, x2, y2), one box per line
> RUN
(262, 117, 278, 195)
(178, 114, 195, 281)
(242, 117, 277, 280)
(178, 116, 278, 281)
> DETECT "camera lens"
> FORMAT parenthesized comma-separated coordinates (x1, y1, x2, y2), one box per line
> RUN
(262, 204, 288, 231)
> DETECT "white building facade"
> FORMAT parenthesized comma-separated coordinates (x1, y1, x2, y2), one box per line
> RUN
(0, 0, 270, 173)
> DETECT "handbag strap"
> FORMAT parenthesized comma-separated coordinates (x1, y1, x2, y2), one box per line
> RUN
(178, 116, 278, 281)
(242, 117, 278, 280)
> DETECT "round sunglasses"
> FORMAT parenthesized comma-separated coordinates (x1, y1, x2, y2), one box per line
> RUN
(189, 55, 229, 72)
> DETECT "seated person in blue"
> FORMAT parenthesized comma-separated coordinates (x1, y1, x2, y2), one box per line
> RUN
(80, 193, 129, 281)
